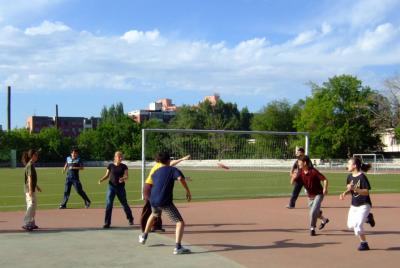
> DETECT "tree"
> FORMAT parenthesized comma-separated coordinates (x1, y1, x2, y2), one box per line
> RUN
(251, 99, 297, 132)
(295, 75, 382, 158)
(384, 74, 400, 139)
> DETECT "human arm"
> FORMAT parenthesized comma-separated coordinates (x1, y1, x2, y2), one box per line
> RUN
(178, 176, 191, 202)
(62, 162, 68, 174)
(98, 169, 110, 184)
(170, 155, 191, 167)
(119, 169, 129, 183)
(322, 178, 328, 195)
(27, 176, 34, 197)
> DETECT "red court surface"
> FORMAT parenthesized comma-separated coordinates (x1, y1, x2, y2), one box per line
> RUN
(1, 194, 399, 268)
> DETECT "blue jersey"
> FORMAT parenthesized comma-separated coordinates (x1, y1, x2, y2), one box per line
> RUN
(150, 166, 184, 207)
(66, 156, 82, 179)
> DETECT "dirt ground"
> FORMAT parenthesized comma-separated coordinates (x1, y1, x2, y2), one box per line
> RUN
(1, 194, 399, 268)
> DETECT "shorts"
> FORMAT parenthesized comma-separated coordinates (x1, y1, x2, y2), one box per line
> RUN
(151, 203, 183, 223)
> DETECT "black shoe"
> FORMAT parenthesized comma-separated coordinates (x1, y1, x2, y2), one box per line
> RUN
(128, 219, 134, 225)
(286, 205, 295, 209)
(358, 242, 370, 251)
(103, 224, 110, 229)
(59, 205, 66, 209)
(366, 213, 375, 227)
(310, 230, 316, 236)
(22, 225, 33, 231)
(319, 219, 329, 230)
(85, 201, 91, 209)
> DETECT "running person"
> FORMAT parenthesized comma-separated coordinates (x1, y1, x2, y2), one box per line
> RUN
(287, 147, 310, 209)
(59, 148, 91, 209)
(291, 155, 329, 236)
(140, 154, 190, 232)
(98, 151, 134, 228)
(138, 152, 192, 255)
(339, 157, 375, 251)
(22, 149, 42, 231)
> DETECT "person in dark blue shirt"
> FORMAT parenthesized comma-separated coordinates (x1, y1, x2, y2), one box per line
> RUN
(98, 151, 134, 228)
(59, 148, 91, 209)
(138, 152, 192, 255)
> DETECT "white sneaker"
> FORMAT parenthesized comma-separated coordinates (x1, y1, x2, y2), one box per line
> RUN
(173, 246, 191, 255)
(138, 234, 146, 245)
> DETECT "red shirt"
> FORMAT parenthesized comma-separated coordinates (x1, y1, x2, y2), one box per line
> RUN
(294, 168, 326, 198)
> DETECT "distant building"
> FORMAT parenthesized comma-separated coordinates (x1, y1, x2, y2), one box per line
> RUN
(203, 94, 220, 106)
(380, 128, 400, 153)
(128, 98, 177, 123)
(26, 116, 100, 137)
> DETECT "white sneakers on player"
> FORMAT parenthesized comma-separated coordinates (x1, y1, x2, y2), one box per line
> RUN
(173, 246, 191, 255)
(138, 234, 147, 245)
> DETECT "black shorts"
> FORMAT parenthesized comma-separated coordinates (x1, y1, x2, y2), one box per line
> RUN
(151, 203, 183, 223)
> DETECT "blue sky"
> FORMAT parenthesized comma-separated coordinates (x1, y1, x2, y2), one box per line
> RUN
(1, 0, 400, 128)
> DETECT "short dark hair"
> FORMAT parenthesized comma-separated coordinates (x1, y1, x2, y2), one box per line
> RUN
(156, 152, 170, 165)
(297, 154, 311, 168)
(71, 147, 79, 153)
(297, 147, 305, 153)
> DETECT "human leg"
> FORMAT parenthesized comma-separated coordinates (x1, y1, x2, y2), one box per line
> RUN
(288, 181, 303, 208)
(115, 186, 134, 223)
(72, 180, 91, 207)
(104, 185, 116, 227)
(60, 180, 73, 208)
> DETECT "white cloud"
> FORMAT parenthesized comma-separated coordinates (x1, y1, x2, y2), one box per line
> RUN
(350, 0, 399, 27)
(1, 18, 400, 99)
(25, 20, 70, 35)
(121, 29, 160, 43)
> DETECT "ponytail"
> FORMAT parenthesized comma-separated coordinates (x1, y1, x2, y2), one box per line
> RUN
(350, 157, 372, 172)
(21, 149, 37, 166)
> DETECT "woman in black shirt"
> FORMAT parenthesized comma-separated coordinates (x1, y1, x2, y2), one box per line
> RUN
(340, 157, 375, 251)
(99, 151, 134, 228)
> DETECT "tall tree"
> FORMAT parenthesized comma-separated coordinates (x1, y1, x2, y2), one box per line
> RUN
(295, 75, 382, 158)
(251, 99, 296, 131)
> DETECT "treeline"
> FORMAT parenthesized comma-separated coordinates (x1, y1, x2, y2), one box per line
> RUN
(1, 74, 399, 161)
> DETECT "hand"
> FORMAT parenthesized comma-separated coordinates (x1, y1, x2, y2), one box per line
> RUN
(339, 193, 345, 200)
(98, 179, 102, 184)
(28, 191, 33, 197)
(346, 181, 354, 191)
(119, 178, 125, 183)
(62, 169, 65, 174)
(323, 188, 328, 195)
(183, 155, 191, 160)
(36, 186, 42, 192)
(186, 192, 191, 202)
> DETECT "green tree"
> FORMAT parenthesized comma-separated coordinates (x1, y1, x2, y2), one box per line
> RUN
(295, 75, 382, 158)
(251, 99, 296, 131)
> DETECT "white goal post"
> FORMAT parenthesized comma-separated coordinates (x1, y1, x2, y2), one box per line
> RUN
(353, 153, 385, 174)
(141, 128, 309, 199)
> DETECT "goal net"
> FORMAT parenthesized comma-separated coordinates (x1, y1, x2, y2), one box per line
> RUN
(141, 128, 309, 200)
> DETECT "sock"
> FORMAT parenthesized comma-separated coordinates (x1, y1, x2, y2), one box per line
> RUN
(176, 243, 182, 249)
(310, 227, 315, 231)
(321, 216, 326, 223)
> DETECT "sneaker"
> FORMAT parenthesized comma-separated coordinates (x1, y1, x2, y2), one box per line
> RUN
(103, 224, 110, 229)
(59, 205, 66, 209)
(128, 219, 134, 225)
(310, 230, 316, 236)
(319, 219, 329, 230)
(286, 205, 295, 209)
(138, 234, 147, 245)
(173, 246, 191, 255)
(366, 213, 375, 227)
(32, 224, 39, 230)
(85, 201, 91, 209)
(22, 225, 33, 231)
(358, 242, 370, 251)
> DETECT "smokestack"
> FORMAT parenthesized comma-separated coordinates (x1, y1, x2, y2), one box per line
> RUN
(55, 104, 59, 129)
(7, 86, 11, 131)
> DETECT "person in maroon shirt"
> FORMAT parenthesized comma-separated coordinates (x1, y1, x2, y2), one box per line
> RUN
(291, 155, 330, 236)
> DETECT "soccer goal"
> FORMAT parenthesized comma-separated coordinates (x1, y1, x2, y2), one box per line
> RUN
(141, 128, 309, 199)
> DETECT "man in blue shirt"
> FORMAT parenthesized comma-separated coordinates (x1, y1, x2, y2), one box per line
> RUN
(59, 148, 91, 209)
(138, 152, 192, 255)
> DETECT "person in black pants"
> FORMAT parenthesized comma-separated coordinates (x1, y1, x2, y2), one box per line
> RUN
(98, 151, 134, 228)
(287, 147, 312, 209)
(59, 148, 91, 209)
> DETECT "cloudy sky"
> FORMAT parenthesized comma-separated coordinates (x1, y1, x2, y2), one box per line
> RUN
(1, 0, 400, 128)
